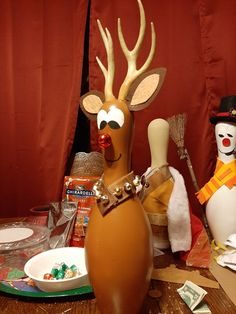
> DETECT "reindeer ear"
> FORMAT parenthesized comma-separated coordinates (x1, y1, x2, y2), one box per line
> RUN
(126, 68, 166, 111)
(80, 91, 105, 120)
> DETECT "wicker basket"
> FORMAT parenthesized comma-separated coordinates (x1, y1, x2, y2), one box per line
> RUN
(70, 152, 104, 177)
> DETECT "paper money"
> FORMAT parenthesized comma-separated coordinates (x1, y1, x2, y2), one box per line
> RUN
(193, 302, 212, 314)
(177, 280, 211, 313)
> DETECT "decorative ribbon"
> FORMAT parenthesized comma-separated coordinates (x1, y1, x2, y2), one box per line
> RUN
(196, 159, 236, 205)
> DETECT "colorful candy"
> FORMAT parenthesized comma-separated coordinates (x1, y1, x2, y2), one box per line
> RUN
(43, 262, 80, 280)
(43, 273, 53, 280)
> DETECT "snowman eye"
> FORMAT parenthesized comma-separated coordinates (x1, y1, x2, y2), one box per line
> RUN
(107, 107, 124, 129)
(227, 133, 233, 137)
(218, 134, 224, 138)
(97, 110, 108, 130)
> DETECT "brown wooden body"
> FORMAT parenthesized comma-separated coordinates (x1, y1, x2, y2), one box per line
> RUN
(80, 1, 166, 312)
(85, 197, 153, 314)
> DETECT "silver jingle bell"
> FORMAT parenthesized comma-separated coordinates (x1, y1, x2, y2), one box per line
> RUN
(94, 189, 102, 200)
(133, 175, 141, 187)
(124, 182, 132, 192)
(101, 194, 109, 205)
(113, 187, 123, 197)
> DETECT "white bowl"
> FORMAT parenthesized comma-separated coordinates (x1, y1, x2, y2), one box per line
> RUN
(24, 247, 89, 292)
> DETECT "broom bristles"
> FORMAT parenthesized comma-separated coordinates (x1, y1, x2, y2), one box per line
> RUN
(167, 113, 186, 148)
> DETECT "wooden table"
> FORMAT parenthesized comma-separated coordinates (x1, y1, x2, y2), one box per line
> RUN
(0, 217, 236, 313)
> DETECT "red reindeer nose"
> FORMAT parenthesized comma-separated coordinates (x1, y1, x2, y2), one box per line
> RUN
(98, 134, 112, 149)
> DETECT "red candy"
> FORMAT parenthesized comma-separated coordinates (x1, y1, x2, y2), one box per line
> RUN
(43, 273, 53, 280)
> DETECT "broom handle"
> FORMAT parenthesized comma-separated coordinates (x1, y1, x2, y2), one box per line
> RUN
(180, 148, 212, 240)
(184, 149, 200, 191)
(177, 147, 199, 190)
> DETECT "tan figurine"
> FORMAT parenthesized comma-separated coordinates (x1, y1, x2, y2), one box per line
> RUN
(140, 118, 191, 253)
(148, 119, 171, 171)
(140, 118, 173, 249)
(80, 1, 166, 313)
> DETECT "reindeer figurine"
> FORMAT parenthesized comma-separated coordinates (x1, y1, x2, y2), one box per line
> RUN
(80, 1, 166, 313)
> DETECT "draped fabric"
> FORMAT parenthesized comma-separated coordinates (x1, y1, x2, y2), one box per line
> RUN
(1, 0, 236, 218)
(0, 0, 89, 217)
(89, 0, 236, 216)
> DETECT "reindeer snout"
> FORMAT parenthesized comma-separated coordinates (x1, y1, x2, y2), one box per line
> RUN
(98, 134, 112, 149)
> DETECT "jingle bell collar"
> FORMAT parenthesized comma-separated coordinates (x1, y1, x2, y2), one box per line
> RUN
(210, 95, 236, 125)
(93, 171, 140, 216)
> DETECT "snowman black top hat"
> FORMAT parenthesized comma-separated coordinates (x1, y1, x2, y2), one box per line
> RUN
(210, 95, 236, 124)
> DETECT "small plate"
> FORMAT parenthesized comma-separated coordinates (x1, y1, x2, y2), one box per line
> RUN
(0, 222, 49, 251)
(0, 227, 33, 243)
(0, 279, 93, 298)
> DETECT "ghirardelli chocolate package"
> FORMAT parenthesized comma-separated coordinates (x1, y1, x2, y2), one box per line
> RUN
(62, 176, 99, 247)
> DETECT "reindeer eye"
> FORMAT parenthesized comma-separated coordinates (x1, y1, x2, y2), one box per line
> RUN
(107, 107, 124, 129)
(97, 110, 108, 130)
(108, 121, 120, 129)
(100, 121, 107, 130)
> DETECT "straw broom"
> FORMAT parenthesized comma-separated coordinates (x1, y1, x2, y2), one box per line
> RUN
(167, 113, 212, 239)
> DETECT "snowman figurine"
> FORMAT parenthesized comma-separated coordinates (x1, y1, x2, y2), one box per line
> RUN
(197, 95, 236, 244)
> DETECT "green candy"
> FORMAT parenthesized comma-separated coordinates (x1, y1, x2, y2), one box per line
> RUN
(50, 267, 59, 277)
(56, 269, 65, 280)
(70, 264, 77, 272)
(61, 263, 69, 271)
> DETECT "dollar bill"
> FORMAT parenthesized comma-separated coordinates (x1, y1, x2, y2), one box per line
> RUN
(193, 302, 211, 314)
(177, 280, 211, 313)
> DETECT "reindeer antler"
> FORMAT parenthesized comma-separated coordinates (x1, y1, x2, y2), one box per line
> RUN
(96, 20, 115, 101)
(118, 0, 156, 100)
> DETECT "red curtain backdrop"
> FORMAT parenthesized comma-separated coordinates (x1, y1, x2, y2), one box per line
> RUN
(0, 0, 88, 217)
(1, 0, 236, 218)
(89, 0, 236, 216)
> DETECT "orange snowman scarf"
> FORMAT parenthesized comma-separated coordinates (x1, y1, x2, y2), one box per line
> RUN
(196, 159, 236, 205)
